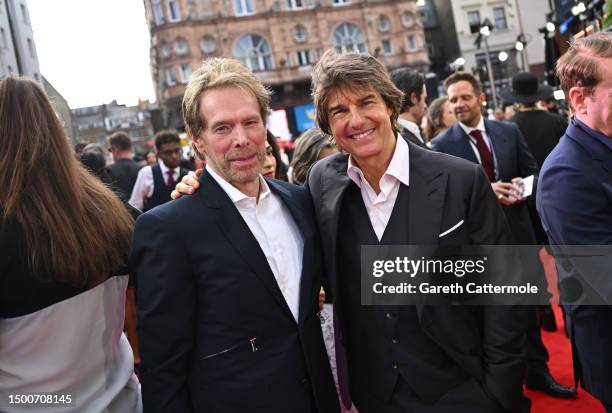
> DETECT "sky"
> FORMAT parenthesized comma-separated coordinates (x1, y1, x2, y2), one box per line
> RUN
(28, 0, 155, 109)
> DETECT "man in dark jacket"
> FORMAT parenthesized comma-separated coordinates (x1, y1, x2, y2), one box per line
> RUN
(107, 132, 142, 202)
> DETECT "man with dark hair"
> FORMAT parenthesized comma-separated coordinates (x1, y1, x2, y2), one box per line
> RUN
(389, 67, 428, 147)
(431, 71, 576, 399)
(309, 50, 528, 413)
(107, 131, 142, 202)
(129, 130, 191, 211)
(538, 32, 612, 412)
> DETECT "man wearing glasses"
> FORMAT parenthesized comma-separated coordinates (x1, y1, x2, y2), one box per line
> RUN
(129, 130, 192, 211)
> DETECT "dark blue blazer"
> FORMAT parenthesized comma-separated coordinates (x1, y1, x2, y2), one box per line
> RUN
(537, 117, 612, 402)
(131, 171, 339, 413)
(430, 119, 539, 245)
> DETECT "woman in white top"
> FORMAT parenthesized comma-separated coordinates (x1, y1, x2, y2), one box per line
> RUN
(0, 77, 141, 413)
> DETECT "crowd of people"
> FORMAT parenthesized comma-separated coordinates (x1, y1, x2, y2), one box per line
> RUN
(0, 32, 610, 413)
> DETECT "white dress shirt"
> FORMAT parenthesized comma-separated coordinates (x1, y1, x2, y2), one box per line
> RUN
(458, 117, 499, 179)
(128, 160, 182, 210)
(347, 135, 410, 241)
(206, 166, 304, 321)
(398, 117, 425, 144)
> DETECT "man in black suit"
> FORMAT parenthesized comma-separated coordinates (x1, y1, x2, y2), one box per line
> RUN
(130, 58, 338, 412)
(308, 50, 528, 412)
(107, 132, 142, 202)
(430, 72, 576, 399)
(389, 67, 428, 148)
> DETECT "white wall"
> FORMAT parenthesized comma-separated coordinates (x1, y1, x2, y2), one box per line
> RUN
(5, 0, 41, 80)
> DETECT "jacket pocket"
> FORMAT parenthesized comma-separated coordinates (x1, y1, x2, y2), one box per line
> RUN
(200, 337, 259, 361)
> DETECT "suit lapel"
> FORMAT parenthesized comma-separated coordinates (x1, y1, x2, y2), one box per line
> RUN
(319, 155, 353, 298)
(484, 119, 510, 180)
(267, 180, 314, 326)
(406, 142, 448, 318)
(198, 171, 296, 322)
(450, 124, 479, 164)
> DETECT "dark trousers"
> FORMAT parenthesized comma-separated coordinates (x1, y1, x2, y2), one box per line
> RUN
(355, 376, 528, 413)
(525, 306, 550, 376)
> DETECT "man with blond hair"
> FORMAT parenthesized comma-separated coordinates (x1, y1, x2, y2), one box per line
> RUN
(130, 58, 338, 412)
(537, 32, 612, 412)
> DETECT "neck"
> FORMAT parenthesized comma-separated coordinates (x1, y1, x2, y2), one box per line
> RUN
(399, 112, 418, 124)
(235, 179, 261, 199)
(115, 151, 132, 161)
(463, 114, 481, 128)
(352, 139, 396, 194)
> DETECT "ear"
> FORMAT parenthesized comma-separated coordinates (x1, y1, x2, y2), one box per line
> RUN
(410, 91, 419, 106)
(568, 86, 587, 115)
(478, 92, 486, 105)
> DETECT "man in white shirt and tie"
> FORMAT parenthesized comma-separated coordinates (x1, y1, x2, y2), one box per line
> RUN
(129, 130, 191, 211)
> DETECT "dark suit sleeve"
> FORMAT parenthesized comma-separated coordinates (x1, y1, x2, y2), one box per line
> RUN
(511, 123, 539, 178)
(466, 165, 527, 410)
(538, 163, 612, 301)
(131, 212, 196, 413)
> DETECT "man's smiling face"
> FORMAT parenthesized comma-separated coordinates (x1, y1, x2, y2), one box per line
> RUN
(326, 85, 395, 165)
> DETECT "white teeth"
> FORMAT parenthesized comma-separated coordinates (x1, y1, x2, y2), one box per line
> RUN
(352, 129, 374, 140)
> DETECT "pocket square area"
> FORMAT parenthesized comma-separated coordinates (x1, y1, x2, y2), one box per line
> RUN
(439, 220, 464, 238)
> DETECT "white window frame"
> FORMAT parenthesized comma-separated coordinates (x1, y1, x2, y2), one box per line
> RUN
(402, 12, 414, 28)
(406, 34, 418, 52)
(152, 0, 165, 25)
(200, 35, 216, 54)
(166, 67, 177, 86)
(233, 34, 274, 72)
(174, 39, 189, 55)
(332, 23, 367, 54)
(234, 0, 255, 16)
(493, 7, 507, 30)
(467, 10, 481, 34)
(287, 0, 304, 10)
(377, 15, 390, 33)
(180, 63, 192, 83)
(167, 0, 181, 22)
(332, 0, 350, 5)
(382, 39, 392, 55)
(293, 25, 308, 43)
(296, 49, 311, 66)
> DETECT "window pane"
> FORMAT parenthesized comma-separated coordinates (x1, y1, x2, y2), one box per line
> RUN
(494, 7, 507, 29)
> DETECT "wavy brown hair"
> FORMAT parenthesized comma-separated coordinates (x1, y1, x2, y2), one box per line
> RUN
(0, 77, 133, 287)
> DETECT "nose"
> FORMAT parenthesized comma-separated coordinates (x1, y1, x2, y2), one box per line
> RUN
(233, 125, 249, 147)
(347, 107, 366, 129)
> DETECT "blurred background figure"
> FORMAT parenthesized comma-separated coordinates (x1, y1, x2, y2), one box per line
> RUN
(0, 77, 141, 412)
(290, 127, 338, 185)
(144, 150, 157, 166)
(74, 142, 86, 156)
(504, 103, 516, 120)
(107, 132, 143, 203)
(389, 67, 428, 148)
(79, 150, 111, 183)
(494, 108, 506, 121)
(129, 130, 192, 211)
(424, 96, 456, 142)
(265, 130, 288, 181)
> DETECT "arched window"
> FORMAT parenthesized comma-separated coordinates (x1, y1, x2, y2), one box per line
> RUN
(233, 34, 274, 71)
(332, 23, 367, 54)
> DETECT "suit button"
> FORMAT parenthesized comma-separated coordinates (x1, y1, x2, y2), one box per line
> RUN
(392, 338, 400, 344)
(300, 378, 309, 387)
(386, 313, 396, 320)
(393, 363, 398, 369)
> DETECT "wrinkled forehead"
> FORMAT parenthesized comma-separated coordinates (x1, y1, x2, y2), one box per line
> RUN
(326, 82, 384, 109)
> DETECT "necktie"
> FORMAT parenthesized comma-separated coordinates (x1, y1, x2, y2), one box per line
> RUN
(469, 130, 495, 181)
(166, 170, 175, 189)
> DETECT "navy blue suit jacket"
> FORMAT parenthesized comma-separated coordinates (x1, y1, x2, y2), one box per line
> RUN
(537, 117, 612, 402)
(131, 171, 339, 412)
(430, 119, 539, 245)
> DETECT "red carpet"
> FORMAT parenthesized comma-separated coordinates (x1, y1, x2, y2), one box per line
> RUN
(524, 249, 604, 412)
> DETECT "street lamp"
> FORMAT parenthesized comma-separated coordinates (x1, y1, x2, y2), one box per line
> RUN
(546, 22, 556, 32)
(454, 57, 465, 67)
(416, 0, 426, 6)
(498, 51, 509, 62)
(476, 19, 499, 109)
(515, 41, 524, 51)
(571, 2, 586, 16)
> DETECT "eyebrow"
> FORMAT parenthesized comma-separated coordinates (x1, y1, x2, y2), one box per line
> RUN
(328, 93, 377, 113)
